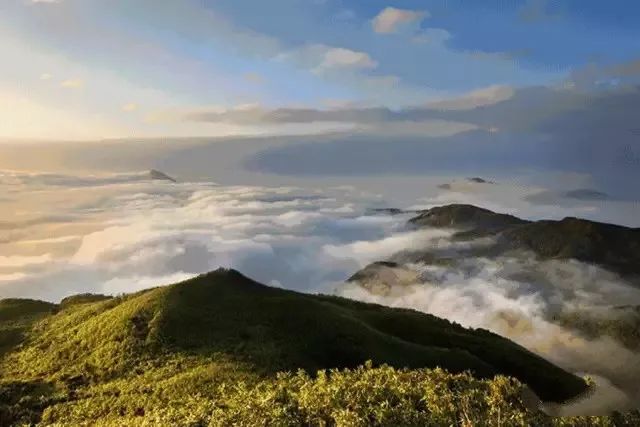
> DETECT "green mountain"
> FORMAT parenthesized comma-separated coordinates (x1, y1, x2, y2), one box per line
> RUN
(0, 268, 598, 425)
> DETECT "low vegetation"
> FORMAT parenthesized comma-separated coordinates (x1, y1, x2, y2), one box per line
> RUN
(0, 269, 637, 425)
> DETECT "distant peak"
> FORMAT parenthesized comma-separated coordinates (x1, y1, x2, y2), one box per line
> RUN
(185, 268, 267, 290)
(210, 267, 244, 276)
(466, 177, 495, 184)
(409, 204, 527, 232)
(148, 169, 177, 182)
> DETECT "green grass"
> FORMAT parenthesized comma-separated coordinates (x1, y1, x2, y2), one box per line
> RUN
(1, 268, 624, 426)
(59, 293, 112, 310)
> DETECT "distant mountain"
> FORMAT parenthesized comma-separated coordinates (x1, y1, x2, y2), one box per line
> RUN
(407, 204, 640, 278)
(408, 204, 528, 234)
(148, 169, 177, 182)
(348, 203, 640, 369)
(466, 177, 495, 184)
(0, 268, 590, 425)
(499, 216, 640, 278)
(366, 207, 409, 215)
(438, 177, 497, 190)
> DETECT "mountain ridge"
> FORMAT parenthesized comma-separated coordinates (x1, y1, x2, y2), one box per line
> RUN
(407, 204, 640, 278)
(0, 269, 587, 413)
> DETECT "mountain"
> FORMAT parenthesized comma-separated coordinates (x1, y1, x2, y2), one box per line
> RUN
(148, 169, 177, 182)
(347, 204, 640, 364)
(408, 204, 528, 234)
(0, 269, 593, 425)
(499, 216, 640, 278)
(0, 298, 56, 357)
(407, 204, 640, 278)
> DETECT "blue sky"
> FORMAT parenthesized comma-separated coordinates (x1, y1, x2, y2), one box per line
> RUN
(1, 0, 640, 139)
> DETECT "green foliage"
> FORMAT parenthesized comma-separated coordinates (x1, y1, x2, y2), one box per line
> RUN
(2, 269, 636, 425)
(16, 364, 639, 427)
(59, 293, 112, 310)
(0, 299, 57, 357)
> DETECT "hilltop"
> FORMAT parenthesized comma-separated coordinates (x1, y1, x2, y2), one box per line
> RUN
(0, 268, 595, 425)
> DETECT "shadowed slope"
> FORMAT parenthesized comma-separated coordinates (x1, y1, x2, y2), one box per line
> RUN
(408, 204, 640, 277)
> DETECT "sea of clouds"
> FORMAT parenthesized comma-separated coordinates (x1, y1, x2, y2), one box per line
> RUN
(0, 169, 444, 301)
(1, 169, 639, 414)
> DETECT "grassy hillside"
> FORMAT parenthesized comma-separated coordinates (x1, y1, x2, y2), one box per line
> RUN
(0, 299, 57, 358)
(1, 268, 627, 426)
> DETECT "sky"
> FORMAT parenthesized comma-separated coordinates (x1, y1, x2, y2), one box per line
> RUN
(2, 0, 640, 140)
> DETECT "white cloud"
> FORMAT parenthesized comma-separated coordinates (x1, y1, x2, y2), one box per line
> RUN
(277, 44, 378, 75)
(324, 228, 455, 267)
(316, 47, 378, 72)
(372, 7, 429, 34)
(0, 172, 406, 300)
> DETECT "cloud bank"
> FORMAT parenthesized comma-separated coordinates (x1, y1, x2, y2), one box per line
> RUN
(0, 170, 423, 301)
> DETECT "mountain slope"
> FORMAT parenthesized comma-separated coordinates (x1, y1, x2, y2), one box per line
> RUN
(409, 204, 528, 234)
(408, 204, 640, 278)
(0, 269, 590, 425)
(0, 299, 57, 358)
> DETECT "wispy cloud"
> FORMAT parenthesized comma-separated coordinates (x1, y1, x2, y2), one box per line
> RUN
(278, 44, 378, 75)
(372, 7, 429, 34)
(317, 47, 377, 71)
(182, 84, 515, 125)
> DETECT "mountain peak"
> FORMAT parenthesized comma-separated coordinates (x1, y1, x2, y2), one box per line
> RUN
(409, 204, 528, 233)
(148, 169, 176, 182)
(406, 204, 640, 277)
(1, 267, 588, 405)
